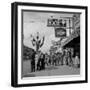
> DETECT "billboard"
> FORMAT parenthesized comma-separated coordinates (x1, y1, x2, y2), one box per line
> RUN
(55, 28, 66, 37)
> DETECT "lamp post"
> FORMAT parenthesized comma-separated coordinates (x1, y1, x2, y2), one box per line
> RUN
(30, 32, 45, 53)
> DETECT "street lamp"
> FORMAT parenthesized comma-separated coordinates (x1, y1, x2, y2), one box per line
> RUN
(30, 32, 45, 53)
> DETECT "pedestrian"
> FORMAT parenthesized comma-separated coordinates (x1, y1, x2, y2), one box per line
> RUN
(74, 53, 80, 68)
(31, 52, 35, 72)
(67, 51, 72, 66)
(45, 54, 49, 66)
(35, 53, 39, 71)
(37, 55, 41, 71)
(41, 54, 45, 70)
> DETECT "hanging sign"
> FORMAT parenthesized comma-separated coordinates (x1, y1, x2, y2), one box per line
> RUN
(55, 28, 66, 37)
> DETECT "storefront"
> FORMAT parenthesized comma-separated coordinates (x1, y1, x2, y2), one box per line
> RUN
(63, 36, 80, 58)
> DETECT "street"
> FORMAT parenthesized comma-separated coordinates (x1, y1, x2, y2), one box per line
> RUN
(23, 65, 80, 77)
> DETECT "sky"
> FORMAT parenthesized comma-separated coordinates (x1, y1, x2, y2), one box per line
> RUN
(23, 11, 74, 53)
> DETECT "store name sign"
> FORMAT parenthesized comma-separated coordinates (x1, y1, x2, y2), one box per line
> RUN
(47, 18, 67, 27)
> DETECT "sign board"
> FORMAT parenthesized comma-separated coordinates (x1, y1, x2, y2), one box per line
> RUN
(55, 28, 66, 37)
(47, 19, 66, 27)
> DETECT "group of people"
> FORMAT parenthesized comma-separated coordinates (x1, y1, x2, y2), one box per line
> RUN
(31, 48, 80, 72)
(45, 48, 80, 68)
(31, 52, 45, 72)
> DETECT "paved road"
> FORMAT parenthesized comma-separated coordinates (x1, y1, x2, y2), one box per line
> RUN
(23, 65, 80, 77)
